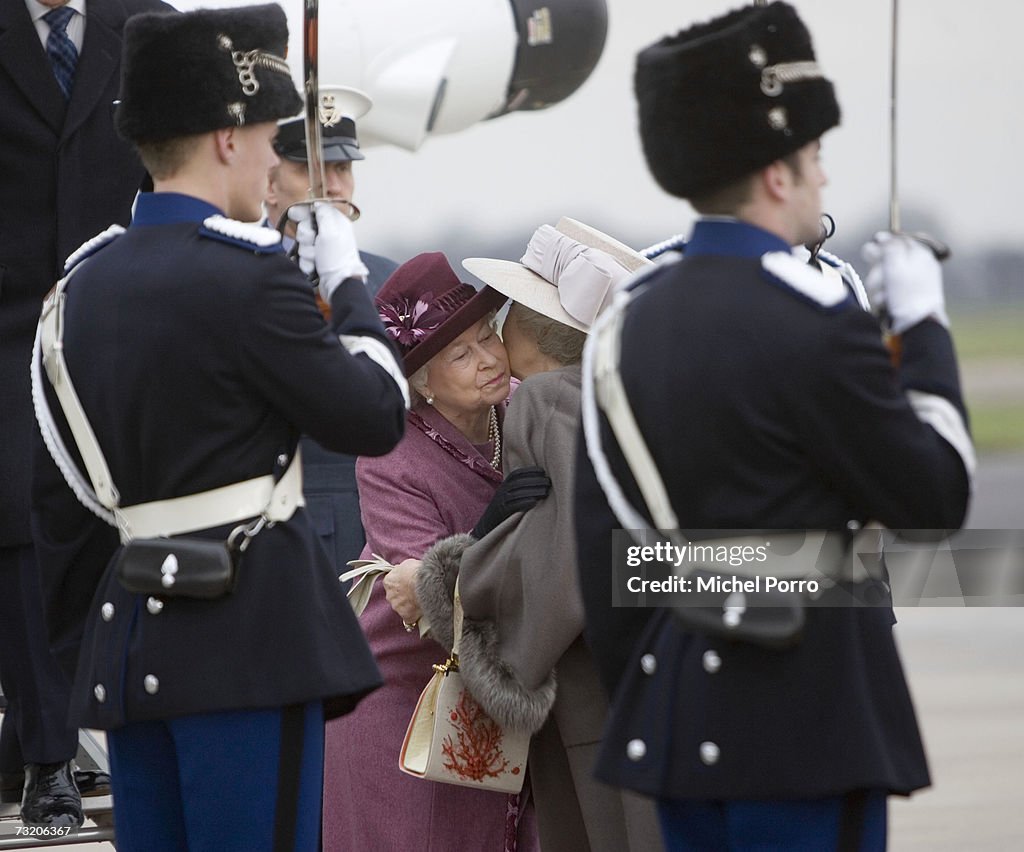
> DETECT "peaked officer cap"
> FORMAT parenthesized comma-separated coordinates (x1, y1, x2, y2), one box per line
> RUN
(635, 1, 840, 199)
(117, 4, 302, 144)
(275, 86, 372, 163)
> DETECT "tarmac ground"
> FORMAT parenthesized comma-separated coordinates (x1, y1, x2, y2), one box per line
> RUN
(890, 607, 1024, 851)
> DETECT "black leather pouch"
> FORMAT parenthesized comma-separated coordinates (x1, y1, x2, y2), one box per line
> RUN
(115, 537, 239, 599)
(669, 570, 805, 650)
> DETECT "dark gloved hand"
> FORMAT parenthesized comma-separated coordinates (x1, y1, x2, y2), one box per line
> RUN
(472, 466, 551, 539)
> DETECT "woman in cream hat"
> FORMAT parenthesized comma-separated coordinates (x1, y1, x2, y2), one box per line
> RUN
(417, 220, 663, 852)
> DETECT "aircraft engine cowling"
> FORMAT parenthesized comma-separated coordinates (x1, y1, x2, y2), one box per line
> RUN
(317, 0, 608, 150)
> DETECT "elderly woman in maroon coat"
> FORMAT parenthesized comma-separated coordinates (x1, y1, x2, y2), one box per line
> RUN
(322, 252, 543, 851)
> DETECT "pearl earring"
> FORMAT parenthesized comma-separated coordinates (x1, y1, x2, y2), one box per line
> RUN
(426, 395, 434, 405)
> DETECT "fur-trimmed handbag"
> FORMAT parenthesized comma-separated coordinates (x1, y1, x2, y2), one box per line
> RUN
(399, 580, 529, 793)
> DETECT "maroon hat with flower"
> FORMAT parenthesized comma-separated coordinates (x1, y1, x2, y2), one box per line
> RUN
(376, 252, 508, 377)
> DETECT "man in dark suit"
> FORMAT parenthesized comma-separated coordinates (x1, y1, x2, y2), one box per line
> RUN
(574, 3, 974, 849)
(265, 86, 400, 575)
(0, 0, 169, 826)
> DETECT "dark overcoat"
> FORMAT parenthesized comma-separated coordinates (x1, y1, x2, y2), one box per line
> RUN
(0, 0, 169, 545)
(301, 249, 398, 574)
(31, 192, 407, 729)
(575, 219, 972, 802)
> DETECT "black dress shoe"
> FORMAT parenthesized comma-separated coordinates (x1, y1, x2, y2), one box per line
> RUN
(74, 768, 111, 797)
(3, 766, 111, 803)
(20, 761, 84, 828)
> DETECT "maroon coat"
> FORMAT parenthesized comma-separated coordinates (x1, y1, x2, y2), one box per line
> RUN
(356, 401, 504, 561)
(323, 397, 540, 852)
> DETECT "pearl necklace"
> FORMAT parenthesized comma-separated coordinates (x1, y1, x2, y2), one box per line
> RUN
(487, 405, 501, 470)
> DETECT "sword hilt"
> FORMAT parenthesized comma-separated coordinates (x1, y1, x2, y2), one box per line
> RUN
(894, 231, 952, 262)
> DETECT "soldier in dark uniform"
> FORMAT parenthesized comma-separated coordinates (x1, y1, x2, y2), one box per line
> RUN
(265, 87, 400, 575)
(574, 3, 973, 849)
(29, 5, 407, 849)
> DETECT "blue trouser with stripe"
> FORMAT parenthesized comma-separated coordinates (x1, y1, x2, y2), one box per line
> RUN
(108, 701, 323, 852)
(658, 791, 888, 851)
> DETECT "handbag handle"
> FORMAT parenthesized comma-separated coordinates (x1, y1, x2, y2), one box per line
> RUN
(451, 578, 464, 658)
(430, 580, 464, 675)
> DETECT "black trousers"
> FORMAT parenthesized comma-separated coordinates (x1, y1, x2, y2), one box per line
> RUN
(0, 544, 77, 771)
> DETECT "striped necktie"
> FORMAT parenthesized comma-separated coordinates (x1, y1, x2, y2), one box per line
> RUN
(44, 6, 79, 100)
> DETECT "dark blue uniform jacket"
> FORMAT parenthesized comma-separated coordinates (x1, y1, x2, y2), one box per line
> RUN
(575, 219, 971, 801)
(32, 193, 406, 729)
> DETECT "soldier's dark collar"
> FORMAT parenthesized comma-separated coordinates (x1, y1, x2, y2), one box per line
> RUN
(687, 218, 790, 258)
(132, 193, 223, 227)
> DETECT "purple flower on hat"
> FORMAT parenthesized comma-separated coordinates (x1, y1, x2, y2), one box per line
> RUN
(378, 294, 444, 350)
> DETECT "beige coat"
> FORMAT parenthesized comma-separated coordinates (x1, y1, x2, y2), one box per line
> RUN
(420, 365, 661, 852)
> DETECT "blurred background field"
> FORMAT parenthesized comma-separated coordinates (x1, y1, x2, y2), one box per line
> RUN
(952, 305, 1024, 453)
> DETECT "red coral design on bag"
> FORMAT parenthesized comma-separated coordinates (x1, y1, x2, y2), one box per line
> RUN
(441, 690, 511, 781)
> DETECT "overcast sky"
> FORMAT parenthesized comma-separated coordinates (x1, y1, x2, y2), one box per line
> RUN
(172, 0, 1023, 261)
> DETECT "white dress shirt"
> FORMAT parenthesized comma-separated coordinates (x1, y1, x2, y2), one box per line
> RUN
(25, 0, 87, 53)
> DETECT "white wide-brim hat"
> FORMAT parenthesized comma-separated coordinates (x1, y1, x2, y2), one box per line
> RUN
(463, 217, 652, 333)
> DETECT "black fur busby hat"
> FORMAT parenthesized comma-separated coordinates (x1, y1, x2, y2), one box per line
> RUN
(117, 3, 302, 144)
(635, 1, 840, 200)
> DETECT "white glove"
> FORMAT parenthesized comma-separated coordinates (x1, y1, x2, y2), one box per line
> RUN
(861, 231, 948, 334)
(289, 202, 369, 302)
(858, 239, 888, 317)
